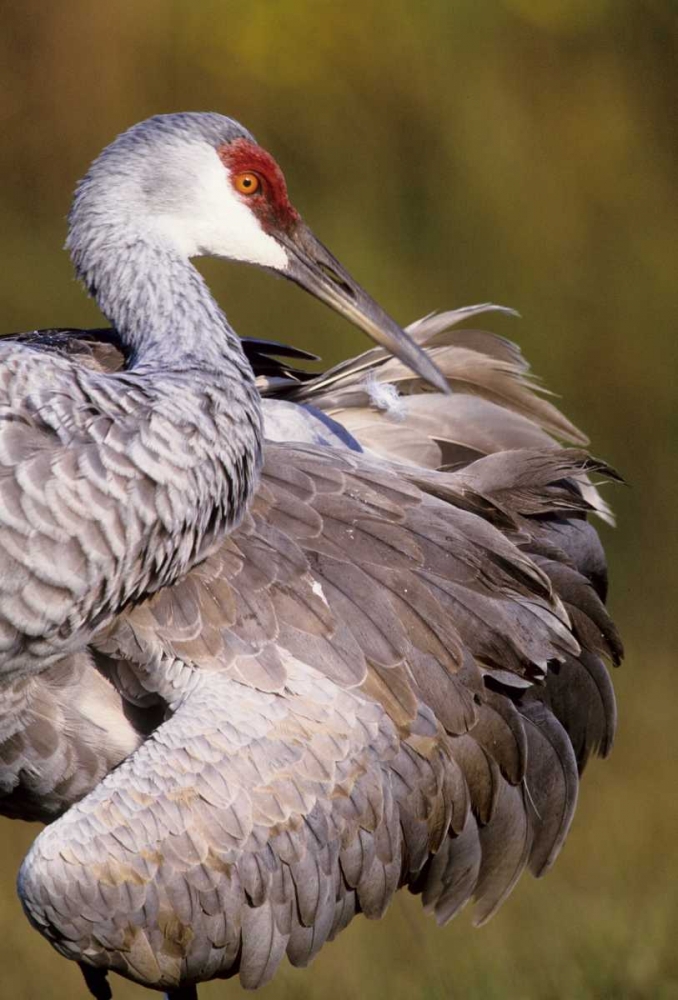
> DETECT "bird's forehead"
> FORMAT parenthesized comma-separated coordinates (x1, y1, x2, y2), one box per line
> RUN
(218, 138, 300, 233)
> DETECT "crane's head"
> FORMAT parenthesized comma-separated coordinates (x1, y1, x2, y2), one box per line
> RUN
(69, 112, 448, 392)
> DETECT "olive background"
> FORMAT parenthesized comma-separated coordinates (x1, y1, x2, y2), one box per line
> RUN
(0, 2, 676, 998)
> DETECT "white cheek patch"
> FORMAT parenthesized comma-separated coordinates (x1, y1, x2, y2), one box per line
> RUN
(152, 144, 289, 270)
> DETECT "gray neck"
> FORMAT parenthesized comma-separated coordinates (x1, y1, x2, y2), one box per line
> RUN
(70, 230, 250, 377)
(67, 219, 263, 562)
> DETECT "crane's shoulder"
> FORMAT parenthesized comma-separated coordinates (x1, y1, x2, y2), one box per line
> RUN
(0, 333, 243, 675)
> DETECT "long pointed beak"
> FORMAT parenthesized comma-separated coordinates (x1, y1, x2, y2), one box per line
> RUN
(275, 222, 449, 394)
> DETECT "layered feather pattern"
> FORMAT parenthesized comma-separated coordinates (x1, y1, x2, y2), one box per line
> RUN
(3, 307, 620, 994)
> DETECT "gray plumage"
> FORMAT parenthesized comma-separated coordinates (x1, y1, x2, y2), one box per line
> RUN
(0, 115, 263, 678)
(0, 114, 621, 998)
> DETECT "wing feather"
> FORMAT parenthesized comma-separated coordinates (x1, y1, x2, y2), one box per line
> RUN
(5, 319, 621, 995)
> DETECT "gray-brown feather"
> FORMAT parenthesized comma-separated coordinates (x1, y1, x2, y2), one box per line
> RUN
(0, 338, 260, 678)
(0, 652, 151, 821)
(6, 309, 620, 994)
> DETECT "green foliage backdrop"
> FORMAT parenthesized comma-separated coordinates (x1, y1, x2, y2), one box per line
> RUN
(0, 2, 676, 997)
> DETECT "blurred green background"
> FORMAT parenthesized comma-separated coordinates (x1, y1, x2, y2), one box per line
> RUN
(0, 1, 676, 997)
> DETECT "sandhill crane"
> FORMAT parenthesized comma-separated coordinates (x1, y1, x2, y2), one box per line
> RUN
(0, 114, 621, 1000)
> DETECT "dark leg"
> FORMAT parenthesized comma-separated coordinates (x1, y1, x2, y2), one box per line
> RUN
(79, 963, 112, 1000)
(78, 960, 197, 1000)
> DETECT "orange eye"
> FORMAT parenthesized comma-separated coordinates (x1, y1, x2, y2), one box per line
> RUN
(234, 172, 261, 195)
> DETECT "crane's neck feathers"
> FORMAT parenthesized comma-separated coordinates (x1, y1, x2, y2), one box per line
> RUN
(69, 231, 247, 373)
(64, 116, 270, 560)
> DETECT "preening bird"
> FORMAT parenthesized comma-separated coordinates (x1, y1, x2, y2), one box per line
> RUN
(0, 114, 621, 1000)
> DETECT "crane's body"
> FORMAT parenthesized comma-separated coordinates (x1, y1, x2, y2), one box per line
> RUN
(0, 114, 621, 998)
